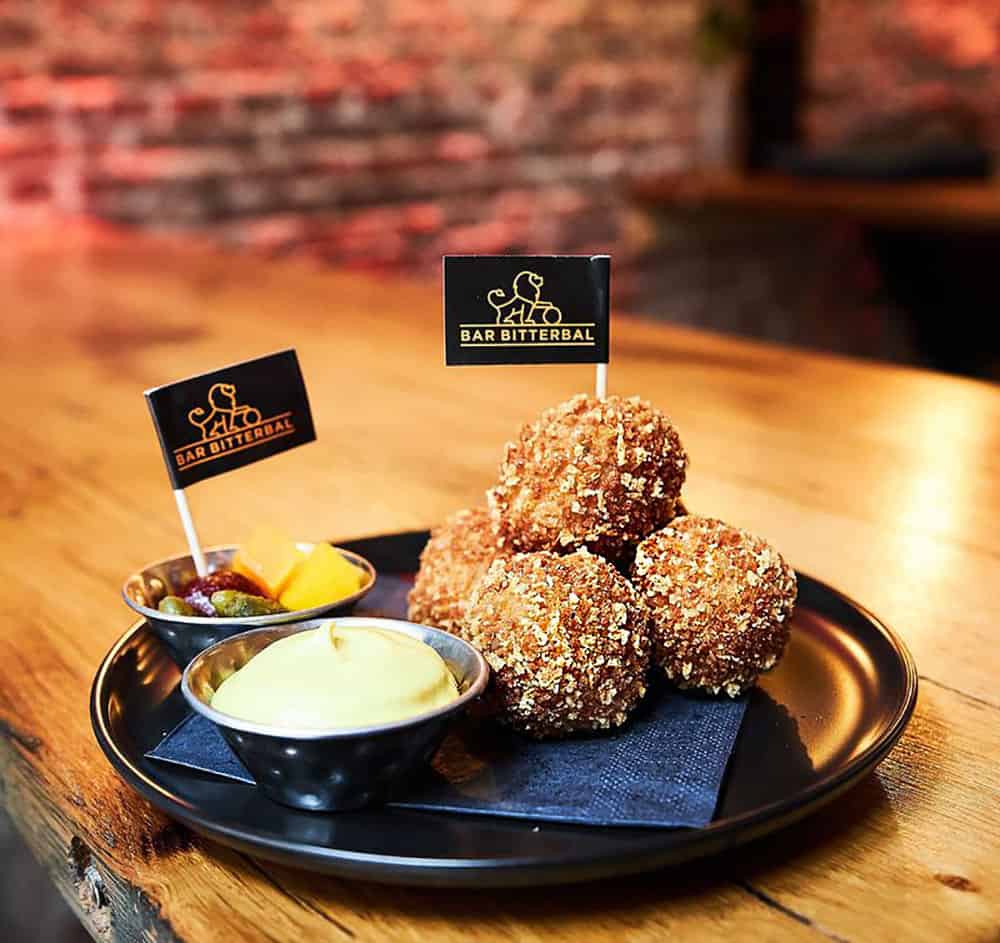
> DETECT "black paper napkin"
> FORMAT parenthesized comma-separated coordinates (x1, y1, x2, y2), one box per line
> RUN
(149, 685, 746, 828)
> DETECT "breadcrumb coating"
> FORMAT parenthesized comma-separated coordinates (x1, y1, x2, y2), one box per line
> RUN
(632, 516, 796, 697)
(465, 550, 652, 738)
(488, 394, 687, 559)
(407, 507, 506, 640)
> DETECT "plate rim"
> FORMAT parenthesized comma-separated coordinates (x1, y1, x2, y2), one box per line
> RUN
(91, 533, 918, 885)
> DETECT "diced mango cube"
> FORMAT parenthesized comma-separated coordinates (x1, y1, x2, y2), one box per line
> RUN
(279, 542, 365, 611)
(232, 526, 305, 598)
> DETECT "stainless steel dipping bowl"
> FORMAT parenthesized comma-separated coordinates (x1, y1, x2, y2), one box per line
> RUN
(180, 618, 490, 812)
(122, 544, 376, 667)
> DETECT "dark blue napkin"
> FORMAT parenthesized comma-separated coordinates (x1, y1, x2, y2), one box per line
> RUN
(148, 571, 747, 828)
(148, 687, 746, 828)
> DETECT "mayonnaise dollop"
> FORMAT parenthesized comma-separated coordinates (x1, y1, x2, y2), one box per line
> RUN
(210, 623, 459, 729)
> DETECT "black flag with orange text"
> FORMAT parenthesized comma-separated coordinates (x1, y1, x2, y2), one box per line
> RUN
(145, 349, 315, 489)
(443, 255, 610, 366)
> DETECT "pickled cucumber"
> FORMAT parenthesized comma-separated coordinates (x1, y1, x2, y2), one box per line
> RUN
(158, 595, 197, 617)
(210, 590, 286, 618)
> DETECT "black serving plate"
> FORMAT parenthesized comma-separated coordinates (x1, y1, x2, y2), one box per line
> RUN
(92, 531, 917, 888)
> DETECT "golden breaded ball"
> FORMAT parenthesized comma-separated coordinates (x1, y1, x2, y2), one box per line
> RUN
(488, 394, 687, 559)
(632, 516, 797, 696)
(465, 550, 652, 738)
(407, 507, 506, 639)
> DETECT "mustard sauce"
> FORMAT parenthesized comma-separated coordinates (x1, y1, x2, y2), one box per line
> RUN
(211, 623, 459, 729)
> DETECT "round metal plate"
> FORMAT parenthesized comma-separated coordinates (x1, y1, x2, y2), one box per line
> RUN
(92, 530, 917, 887)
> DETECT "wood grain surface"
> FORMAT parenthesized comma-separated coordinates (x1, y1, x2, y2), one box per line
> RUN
(0, 226, 997, 942)
(632, 171, 1000, 230)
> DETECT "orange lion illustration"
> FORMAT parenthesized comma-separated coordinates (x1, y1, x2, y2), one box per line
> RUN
(187, 383, 262, 440)
(487, 271, 563, 325)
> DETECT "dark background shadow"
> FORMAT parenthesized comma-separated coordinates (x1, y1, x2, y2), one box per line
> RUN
(0, 809, 89, 943)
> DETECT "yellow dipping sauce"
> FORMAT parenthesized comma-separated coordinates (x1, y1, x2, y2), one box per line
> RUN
(210, 622, 460, 729)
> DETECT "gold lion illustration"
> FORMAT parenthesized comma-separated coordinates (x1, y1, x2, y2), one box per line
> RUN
(187, 382, 262, 440)
(487, 271, 562, 325)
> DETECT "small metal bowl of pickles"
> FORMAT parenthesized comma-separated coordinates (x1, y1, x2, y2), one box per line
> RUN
(123, 538, 376, 667)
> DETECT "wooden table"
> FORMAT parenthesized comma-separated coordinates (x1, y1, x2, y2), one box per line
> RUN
(632, 172, 1000, 230)
(1, 227, 997, 942)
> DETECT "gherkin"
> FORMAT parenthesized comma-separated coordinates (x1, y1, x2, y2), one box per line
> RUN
(210, 590, 286, 618)
(158, 595, 197, 616)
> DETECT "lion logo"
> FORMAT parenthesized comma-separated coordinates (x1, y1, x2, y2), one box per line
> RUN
(487, 271, 563, 325)
(187, 382, 262, 440)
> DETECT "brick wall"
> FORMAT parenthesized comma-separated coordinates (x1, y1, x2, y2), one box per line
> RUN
(3, 1, 994, 370)
(808, 0, 1000, 153)
(0, 1, 698, 274)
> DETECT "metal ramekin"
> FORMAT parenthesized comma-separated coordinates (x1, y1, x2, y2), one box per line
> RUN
(180, 617, 490, 812)
(122, 543, 376, 667)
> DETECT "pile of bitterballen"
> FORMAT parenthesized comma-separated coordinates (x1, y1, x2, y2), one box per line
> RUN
(408, 394, 797, 739)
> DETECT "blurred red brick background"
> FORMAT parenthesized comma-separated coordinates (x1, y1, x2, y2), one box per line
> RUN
(3, 1, 996, 263)
(810, 0, 999, 149)
(0, 1, 997, 362)
(0, 1, 699, 272)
